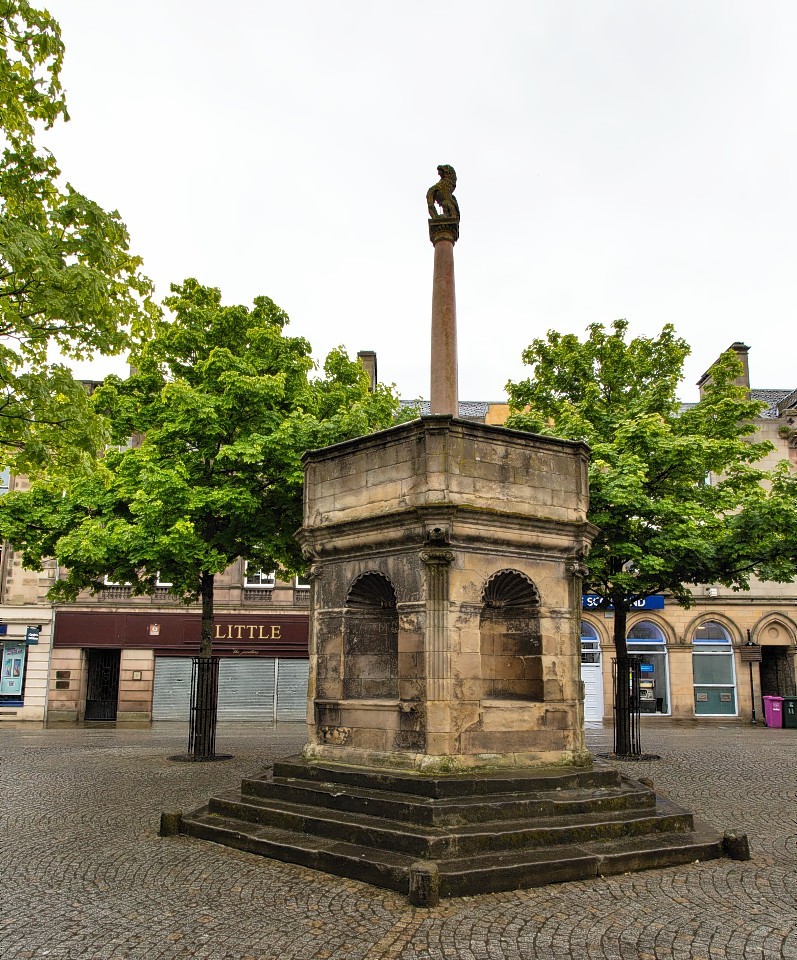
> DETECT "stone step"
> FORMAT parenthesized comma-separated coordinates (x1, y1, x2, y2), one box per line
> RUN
(271, 755, 622, 799)
(435, 825, 725, 898)
(179, 808, 724, 899)
(180, 809, 410, 893)
(581, 825, 726, 877)
(242, 774, 656, 827)
(206, 789, 693, 859)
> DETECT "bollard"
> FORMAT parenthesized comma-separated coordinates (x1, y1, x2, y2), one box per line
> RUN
(408, 860, 440, 907)
(723, 830, 751, 861)
(159, 810, 183, 836)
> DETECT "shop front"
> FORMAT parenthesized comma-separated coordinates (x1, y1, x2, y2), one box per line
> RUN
(0, 612, 53, 722)
(50, 610, 309, 722)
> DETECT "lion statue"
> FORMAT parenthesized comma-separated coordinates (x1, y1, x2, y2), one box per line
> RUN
(426, 164, 460, 220)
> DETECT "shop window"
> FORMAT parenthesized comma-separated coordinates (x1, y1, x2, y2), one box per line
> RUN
(480, 570, 542, 700)
(244, 564, 275, 589)
(627, 620, 669, 714)
(343, 572, 398, 699)
(692, 620, 737, 716)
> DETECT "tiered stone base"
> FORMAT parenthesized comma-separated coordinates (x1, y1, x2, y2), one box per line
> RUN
(178, 757, 727, 903)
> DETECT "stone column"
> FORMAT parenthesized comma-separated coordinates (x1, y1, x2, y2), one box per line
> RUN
(429, 219, 459, 416)
(421, 548, 454, 701)
(421, 548, 454, 754)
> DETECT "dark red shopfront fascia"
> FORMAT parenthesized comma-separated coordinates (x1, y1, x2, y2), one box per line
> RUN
(53, 611, 309, 658)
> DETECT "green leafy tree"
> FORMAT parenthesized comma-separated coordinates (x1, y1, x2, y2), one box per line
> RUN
(0, 1, 155, 470)
(506, 320, 797, 755)
(0, 279, 402, 756)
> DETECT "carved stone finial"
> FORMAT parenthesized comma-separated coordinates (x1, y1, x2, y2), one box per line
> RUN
(427, 165, 459, 220)
(427, 164, 460, 244)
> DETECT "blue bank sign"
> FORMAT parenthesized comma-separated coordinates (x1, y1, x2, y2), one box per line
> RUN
(582, 594, 665, 611)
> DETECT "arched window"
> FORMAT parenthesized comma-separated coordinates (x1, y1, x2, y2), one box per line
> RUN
(627, 620, 669, 715)
(343, 573, 398, 700)
(692, 620, 737, 716)
(580, 621, 600, 664)
(480, 570, 542, 700)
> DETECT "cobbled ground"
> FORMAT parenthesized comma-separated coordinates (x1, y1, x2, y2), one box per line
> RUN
(0, 719, 795, 959)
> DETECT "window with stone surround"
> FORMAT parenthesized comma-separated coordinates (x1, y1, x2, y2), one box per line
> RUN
(692, 620, 737, 717)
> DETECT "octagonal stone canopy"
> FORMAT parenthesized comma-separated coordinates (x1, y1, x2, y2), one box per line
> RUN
(297, 416, 598, 772)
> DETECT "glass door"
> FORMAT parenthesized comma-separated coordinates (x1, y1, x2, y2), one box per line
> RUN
(1, 642, 27, 700)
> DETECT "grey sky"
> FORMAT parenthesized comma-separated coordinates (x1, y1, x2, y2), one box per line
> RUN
(48, 1, 797, 401)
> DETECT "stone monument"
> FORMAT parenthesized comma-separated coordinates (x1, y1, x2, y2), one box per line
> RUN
(427, 164, 460, 416)
(174, 167, 736, 904)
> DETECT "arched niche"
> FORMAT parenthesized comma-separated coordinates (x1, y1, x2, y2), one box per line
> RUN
(479, 570, 542, 700)
(754, 615, 797, 647)
(343, 572, 399, 699)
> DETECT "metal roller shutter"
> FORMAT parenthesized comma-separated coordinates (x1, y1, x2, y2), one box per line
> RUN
(275, 659, 309, 721)
(153, 657, 283, 721)
(152, 658, 192, 720)
(217, 659, 276, 720)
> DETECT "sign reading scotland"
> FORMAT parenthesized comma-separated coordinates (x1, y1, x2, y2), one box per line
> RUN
(582, 594, 665, 611)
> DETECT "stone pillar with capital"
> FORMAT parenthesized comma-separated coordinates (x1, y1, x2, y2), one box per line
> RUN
(421, 544, 454, 753)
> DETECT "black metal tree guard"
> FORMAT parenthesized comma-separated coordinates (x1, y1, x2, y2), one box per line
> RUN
(188, 656, 220, 760)
(611, 654, 643, 758)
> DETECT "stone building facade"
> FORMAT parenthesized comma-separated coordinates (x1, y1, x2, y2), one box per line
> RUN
(0, 538, 310, 724)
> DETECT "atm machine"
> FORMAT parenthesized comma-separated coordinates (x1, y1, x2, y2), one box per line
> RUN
(639, 662, 657, 713)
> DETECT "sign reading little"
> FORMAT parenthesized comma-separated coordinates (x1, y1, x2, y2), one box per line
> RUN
(213, 623, 282, 640)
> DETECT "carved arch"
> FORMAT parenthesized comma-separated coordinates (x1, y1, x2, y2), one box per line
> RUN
(683, 612, 741, 644)
(346, 571, 397, 609)
(480, 569, 542, 701)
(580, 617, 608, 644)
(626, 614, 676, 646)
(482, 569, 540, 608)
(343, 572, 398, 700)
(752, 613, 797, 647)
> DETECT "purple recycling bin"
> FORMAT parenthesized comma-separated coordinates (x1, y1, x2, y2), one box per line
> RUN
(763, 695, 784, 728)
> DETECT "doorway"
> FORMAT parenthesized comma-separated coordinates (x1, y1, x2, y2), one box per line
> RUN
(760, 645, 796, 698)
(84, 649, 121, 720)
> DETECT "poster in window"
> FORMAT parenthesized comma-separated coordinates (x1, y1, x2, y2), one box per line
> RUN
(1, 643, 26, 696)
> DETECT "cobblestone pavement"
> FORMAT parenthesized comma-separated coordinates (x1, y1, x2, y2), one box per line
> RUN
(0, 719, 795, 960)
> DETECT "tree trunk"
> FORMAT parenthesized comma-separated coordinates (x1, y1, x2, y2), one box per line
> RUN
(189, 571, 219, 759)
(612, 602, 635, 756)
(199, 570, 214, 657)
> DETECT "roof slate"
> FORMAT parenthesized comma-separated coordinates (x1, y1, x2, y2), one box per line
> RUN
(751, 389, 795, 418)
